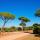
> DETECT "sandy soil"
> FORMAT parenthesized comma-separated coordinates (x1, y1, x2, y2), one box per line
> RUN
(15, 34, 40, 40)
(0, 32, 30, 40)
(0, 31, 40, 40)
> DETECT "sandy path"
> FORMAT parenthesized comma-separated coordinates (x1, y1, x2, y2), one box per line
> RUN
(15, 34, 40, 40)
(0, 32, 29, 40)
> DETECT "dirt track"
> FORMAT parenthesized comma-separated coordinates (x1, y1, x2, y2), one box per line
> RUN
(0, 32, 30, 40)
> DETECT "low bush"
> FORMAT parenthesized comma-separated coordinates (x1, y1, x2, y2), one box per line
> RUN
(33, 23, 40, 34)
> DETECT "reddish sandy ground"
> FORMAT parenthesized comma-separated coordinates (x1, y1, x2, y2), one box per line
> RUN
(15, 33, 40, 40)
(0, 30, 40, 40)
(0, 32, 30, 40)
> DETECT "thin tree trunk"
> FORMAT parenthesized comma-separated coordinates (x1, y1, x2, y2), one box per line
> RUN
(22, 26, 24, 32)
(22, 26, 23, 32)
(22, 26, 25, 32)
(1, 21, 6, 32)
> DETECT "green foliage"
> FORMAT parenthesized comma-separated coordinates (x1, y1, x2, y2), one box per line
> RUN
(2, 26, 16, 32)
(35, 9, 40, 17)
(18, 16, 30, 31)
(35, 9, 40, 34)
(0, 12, 15, 20)
(24, 26, 33, 30)
(10, 26, 16, 31)
(33, 23, 40, 34)
(19, 16, 30, 26)
(3, 28, 11, 32)
(20, 22, 26, 26)
(0, 26, 33, 32)
(18, 16, 30, 22)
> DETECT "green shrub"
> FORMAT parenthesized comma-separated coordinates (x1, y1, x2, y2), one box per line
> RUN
(4, 28, 11, 32)
(10, 27, 16, 32)
(33, 23, 40, 34)
(17, 27, 22, 31)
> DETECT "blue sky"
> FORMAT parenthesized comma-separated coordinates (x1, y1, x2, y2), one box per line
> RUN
(0, 0, 40, 27)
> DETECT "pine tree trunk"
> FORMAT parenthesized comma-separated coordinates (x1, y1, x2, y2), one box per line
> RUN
(22, 26, 23, 32)
(1, 21, 6, 32)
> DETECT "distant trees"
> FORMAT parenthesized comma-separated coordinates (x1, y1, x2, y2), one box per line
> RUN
(0, 12, 15, 32)
(18, 16, 30, 31)
(10, 26, 16, 32)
